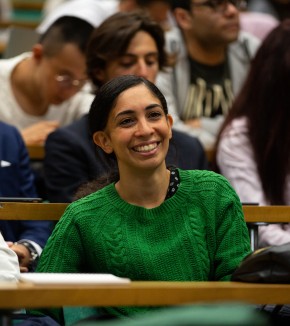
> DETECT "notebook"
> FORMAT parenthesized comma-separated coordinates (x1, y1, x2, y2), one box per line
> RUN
(20, 273, 131, 285)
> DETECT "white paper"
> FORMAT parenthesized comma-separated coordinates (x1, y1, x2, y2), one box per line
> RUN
(20, 273, 130, 284)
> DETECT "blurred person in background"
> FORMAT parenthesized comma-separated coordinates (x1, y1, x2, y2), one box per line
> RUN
(0, 121, 52, 272)
(156, 0, 260, 150)
(215, 20, 290, 248)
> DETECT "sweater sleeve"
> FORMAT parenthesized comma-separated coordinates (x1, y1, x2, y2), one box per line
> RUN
(211, 175, 251, 281)
(37, 206, 85, 273)
(217, 118, 266, 205)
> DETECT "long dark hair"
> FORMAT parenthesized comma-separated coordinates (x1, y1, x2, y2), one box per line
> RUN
(73, 75, 169, 198)
(215, 20, 290, 205)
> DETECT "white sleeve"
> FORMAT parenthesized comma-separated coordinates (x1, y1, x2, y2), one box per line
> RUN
(216, 120, 266, 205)
(259, 224, 290, 247)
(217, 121, 290, 247)
(73, 91, 94, 119)
(0, 233, 20, 282)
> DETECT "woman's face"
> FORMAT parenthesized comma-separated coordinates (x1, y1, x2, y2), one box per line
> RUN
(93, 84, 173, 174)
(97, 31, 160, 84)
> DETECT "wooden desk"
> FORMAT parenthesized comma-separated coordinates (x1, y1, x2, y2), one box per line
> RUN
(26, 145, 45, 160)
(243, 205, 290, 250)
(0, 42, 6, 55)
(0, 202, 67, 220)
(12, 1, 43, 11)
(0, 281, 290, 309)
(243, 205, 290, 223)
(0, 20, 39, 29)
(205, 148, 214, 165)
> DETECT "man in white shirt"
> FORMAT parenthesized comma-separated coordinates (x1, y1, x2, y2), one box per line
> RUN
(0, 16, 95, 146)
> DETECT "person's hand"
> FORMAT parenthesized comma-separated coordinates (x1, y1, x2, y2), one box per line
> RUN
(7, 241, 31, 273)
(21, 121, 60, 146)
(185, 118, 201, 128)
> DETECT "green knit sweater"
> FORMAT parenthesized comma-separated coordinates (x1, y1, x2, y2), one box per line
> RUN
(36, 169, 251, 323)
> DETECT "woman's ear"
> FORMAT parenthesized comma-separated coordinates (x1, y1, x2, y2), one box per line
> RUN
(167, 114, 173, 140)
(93, 131, 113, 154)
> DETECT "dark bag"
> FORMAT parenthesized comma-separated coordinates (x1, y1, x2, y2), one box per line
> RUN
(231, 242, 290, 283)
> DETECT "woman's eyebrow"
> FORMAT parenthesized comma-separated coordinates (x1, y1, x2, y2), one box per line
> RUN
(114, 104, 163, 120)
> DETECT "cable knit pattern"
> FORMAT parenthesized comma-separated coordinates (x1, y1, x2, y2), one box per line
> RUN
(36, 169, 251, 323)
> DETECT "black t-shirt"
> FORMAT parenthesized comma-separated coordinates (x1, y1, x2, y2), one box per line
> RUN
(180, 57, 233, 120)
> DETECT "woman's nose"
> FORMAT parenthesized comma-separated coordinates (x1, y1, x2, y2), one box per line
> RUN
(135, 119, 153, 136)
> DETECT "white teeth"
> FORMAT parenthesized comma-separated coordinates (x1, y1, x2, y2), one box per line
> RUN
(134, 143, 158, 152)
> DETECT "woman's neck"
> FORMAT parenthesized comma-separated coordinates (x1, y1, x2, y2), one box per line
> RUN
(115, 164, 170, 209)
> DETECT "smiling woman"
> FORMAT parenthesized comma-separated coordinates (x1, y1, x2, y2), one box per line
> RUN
(32, 74, 251, 324)
(90, 76, 173, 207)
(43, 10, 209, 205)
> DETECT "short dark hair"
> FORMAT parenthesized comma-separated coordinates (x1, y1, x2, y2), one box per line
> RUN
(171, 0, 191, 10)
(39, 16, 94, 57)
(86, 10, 168, 87)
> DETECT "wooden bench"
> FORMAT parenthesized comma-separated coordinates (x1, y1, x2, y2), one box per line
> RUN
(1, 202, 289, 221)
(1, 202, 289, 250)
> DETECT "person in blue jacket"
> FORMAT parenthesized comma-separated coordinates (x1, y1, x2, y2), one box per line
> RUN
(0, 121, 52, 272)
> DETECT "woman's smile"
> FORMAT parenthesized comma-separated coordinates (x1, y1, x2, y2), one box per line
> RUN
(132, 141, 161, 153)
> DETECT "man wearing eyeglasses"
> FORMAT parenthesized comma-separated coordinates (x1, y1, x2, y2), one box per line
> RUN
(156, 0, 261, 150)
(0, 16, 95, 146)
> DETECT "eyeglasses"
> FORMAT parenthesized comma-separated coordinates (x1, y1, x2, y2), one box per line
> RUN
(191, 0, 247, 13)
(55, 74, 87, 89)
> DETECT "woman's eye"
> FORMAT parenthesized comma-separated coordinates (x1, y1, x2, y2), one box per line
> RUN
(119, 118, 134, 127)
(148, 111, 162, 120)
